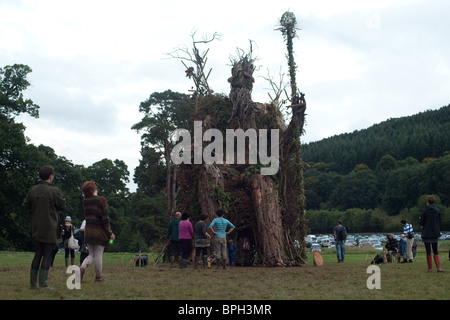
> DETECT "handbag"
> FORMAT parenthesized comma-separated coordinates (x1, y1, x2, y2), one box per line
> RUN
(68, 228, 80, 250)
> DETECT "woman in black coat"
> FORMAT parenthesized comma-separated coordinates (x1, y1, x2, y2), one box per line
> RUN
(419, 196, 444, 272)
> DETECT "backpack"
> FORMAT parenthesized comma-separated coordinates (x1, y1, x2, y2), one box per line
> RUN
(339, 226, 347, 240)
(371, 253, 385, 264)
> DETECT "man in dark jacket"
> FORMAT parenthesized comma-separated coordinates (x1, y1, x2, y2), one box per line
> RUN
(23, 166, 66, 289)
(385, 234, 399, 263)
(166, 211, 181, 266)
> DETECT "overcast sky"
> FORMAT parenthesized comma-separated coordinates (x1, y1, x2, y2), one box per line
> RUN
(1, 0, 449, 192)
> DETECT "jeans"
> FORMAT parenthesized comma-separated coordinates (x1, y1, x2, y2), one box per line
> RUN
(31, 241, 54, 270)
(336, 240, 345, 261)
(81, 244, 105, 277)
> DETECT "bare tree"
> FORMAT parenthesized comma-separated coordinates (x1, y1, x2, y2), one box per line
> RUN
(166, 31, 221, 107)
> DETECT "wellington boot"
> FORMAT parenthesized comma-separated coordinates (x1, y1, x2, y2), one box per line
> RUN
(38, 269, 53, 290)
(202, 257, 207, 269)
(434, 255, 444, 272)
(426, 255, 432, 272)
(30, 269, 39, 289)
(194, 257, 199, 269)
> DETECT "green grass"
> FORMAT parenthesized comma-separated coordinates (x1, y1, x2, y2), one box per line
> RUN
(1, 246, 449, 300)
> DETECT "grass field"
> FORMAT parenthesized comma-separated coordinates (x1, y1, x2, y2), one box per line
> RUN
(1, 245, 449, 301)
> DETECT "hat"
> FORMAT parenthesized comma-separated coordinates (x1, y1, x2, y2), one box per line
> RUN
(65, 216, 72, 222)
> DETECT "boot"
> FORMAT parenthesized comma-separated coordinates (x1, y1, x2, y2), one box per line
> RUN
(30, 269, 39, 289)
(215, 259, 221, 269)
(169, 256, 175, 266)
(222, 259, 227, 270)
(38, 269, 52, 289)
(434, 255, 444, 272)
(194, 257, 199, 269)
(426, 255, 432, 272)
(65, 257, 69, 268)
(71, 257, 75, 266)
(202, 257, 207, 269)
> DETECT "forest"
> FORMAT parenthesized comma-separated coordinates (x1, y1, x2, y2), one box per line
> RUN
(1, 62, 450, 252)
(303, 104, 450, 233)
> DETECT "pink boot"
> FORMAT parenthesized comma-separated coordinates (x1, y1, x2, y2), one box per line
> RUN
(426, 255, 432, 272)
(434, 255, 444, 272)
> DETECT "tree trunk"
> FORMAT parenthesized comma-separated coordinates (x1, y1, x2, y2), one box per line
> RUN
(250, 174, 285, 266)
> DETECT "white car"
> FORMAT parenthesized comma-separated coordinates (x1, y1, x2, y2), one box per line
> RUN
(373, 244, 383, 250)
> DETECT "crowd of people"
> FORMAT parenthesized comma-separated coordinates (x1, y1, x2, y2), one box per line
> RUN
(336, 196, 445, 272)
(23, 166, 445, 290)
(166, 208, 236, 269)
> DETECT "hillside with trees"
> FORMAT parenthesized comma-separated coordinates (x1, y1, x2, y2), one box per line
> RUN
(303, 104, 450, 233)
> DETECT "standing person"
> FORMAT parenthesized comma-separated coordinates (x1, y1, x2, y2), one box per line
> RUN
(178, 212, 194, 269)
(166, 211, 181, 266)
(194, 213, 211, 269)
(50, 213, 63, 268)
(62, 216, 76, 267)
(228, 240, 236, 267)
(23, 165, 66, 289)
(419, 196, 444, 272)
(209, 208, 235, 269)
(333, 220, 346, 263)
(76, 220, 89, 266)
(400, 219, 414, 263)
(80, 181, 115, 283)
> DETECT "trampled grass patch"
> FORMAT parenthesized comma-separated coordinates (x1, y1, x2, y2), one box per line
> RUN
(0, 248, 449, 301)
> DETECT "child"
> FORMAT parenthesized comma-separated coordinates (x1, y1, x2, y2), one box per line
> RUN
(228, 239, 236, 266)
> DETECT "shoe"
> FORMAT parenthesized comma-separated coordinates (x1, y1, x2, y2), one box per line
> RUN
(95, 276, 105, 282)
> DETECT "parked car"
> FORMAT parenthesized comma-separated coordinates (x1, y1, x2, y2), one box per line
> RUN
(310, 243, 321, 252)
(345, 241, 356, 247)
(320, 239, 330, 247)
(373, 244, 383, 250)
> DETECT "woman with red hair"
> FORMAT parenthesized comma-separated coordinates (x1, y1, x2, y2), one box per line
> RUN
(80, 181, 115, 282)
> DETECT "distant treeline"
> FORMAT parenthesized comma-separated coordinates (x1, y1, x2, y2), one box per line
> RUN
(303, 104, 450, 233)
